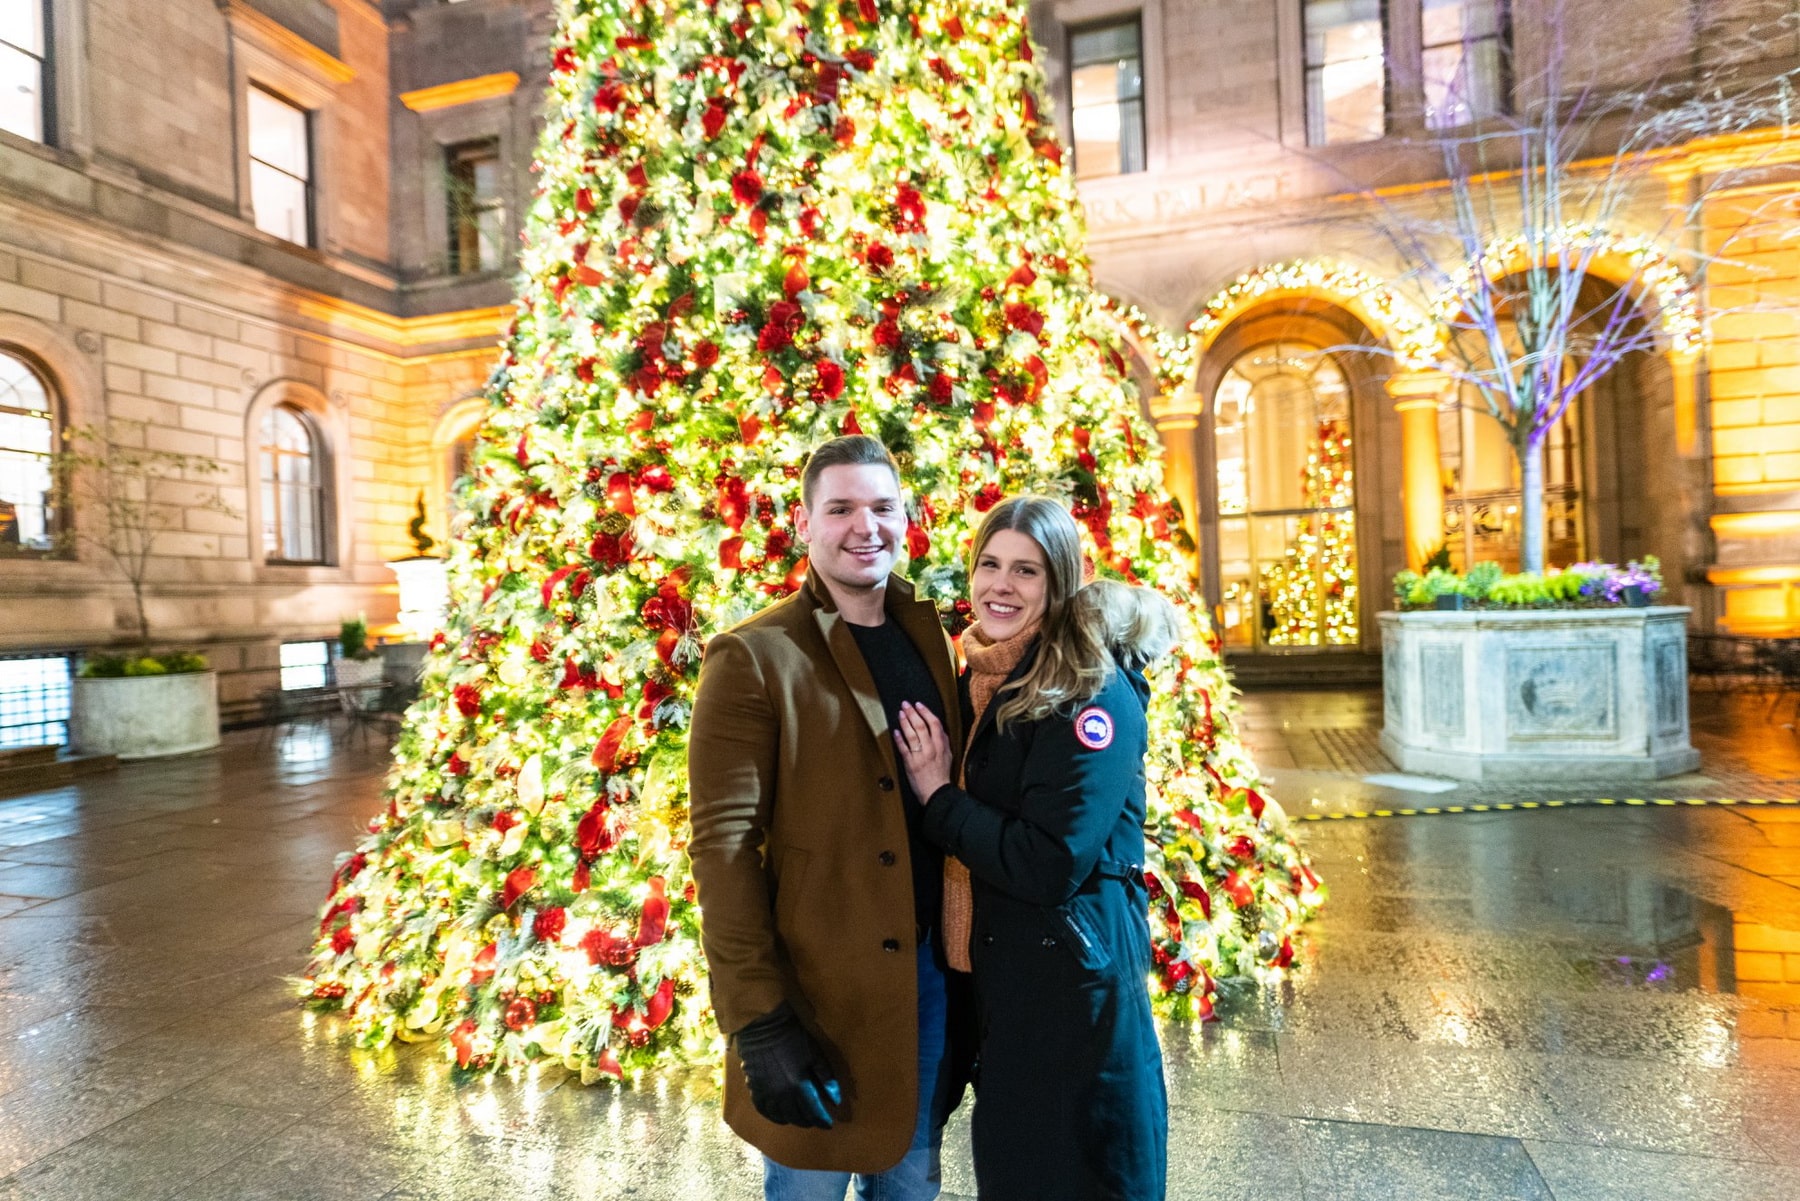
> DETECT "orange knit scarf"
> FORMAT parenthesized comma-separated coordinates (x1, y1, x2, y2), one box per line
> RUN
(940, 620, 1038, 971)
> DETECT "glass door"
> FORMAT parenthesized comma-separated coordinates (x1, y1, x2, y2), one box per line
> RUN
(1214, 343, 1360, 651)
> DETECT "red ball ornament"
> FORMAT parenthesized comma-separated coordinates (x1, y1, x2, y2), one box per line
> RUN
(504, 996, 538, 1031)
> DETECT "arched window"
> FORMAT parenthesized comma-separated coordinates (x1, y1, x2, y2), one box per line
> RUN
(259, 403, 326, 563)
(448, 430, 476, 505)
(1212, 341, 1359, 650)
(0, 348, 62, 555)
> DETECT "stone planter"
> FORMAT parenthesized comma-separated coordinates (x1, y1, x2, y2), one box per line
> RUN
(70, 671, 221, 760)
(334, 657, 386, 688)
(1379, 607, 1699, 781)
(380, 641, 429, 683)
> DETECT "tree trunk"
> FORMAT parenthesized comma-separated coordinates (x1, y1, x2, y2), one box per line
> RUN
(130, 578, 151, 651)
(1517, 433, 1546, 574)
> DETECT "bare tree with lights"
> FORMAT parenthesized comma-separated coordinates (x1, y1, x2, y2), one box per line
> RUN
(1361, 0, 1800, 572)
(55, 421, 236, 649)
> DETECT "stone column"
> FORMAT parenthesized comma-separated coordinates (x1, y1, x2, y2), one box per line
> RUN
(1147, 389, 1204, 570)
(1385, 371, 1452, 570)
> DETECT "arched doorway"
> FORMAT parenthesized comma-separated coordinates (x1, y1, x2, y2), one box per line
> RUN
(1212, 340, 1360, 651)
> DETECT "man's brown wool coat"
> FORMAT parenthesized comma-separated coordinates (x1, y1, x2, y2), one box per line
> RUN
(687, 571, 962, 1172)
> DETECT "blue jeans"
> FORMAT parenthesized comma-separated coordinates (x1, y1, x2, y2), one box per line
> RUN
(763, 936, 950, 1201)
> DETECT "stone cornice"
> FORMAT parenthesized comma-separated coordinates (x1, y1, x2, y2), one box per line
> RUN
(0, 194, 508, 360)
(399, 73, 522, 113)
(218, 0, 356, 85)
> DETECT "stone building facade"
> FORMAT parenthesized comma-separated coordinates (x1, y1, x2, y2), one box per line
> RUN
(1032, 0, 1800, 657)
(3, 0, 1800, 744)
(0, 0, 548, 731)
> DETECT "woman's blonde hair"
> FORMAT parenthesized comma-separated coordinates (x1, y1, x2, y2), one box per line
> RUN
(973, 497, 1181, 728)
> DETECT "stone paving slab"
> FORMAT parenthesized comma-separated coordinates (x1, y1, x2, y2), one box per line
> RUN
(0, 710, 1792, 1198)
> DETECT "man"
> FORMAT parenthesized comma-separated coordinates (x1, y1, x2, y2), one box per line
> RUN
(688, 435, 965, 1200)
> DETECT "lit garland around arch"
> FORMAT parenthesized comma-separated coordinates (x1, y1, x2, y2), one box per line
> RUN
(1100, 296, 1199, 395)
(1434, 227, 1703, 356)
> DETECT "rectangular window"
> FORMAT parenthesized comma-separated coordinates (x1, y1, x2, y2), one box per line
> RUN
(447, 139, 506, 275)
(1422, 0, 1508, 129)
(1069, 18, 1145, 180)
(1304, 0, 1387, 146)
(248, 86, 312, 246)
(0, 0, 47, 143)
(0, 654, 72, 749)
(280, 640, 329, 691)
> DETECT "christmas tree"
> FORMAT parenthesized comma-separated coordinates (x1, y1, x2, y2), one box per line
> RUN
(1263, 419, 1358, 646)
(304, 0, 1324, 1080)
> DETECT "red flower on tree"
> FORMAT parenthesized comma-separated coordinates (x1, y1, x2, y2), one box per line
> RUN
(703, 95, 730, 139)
(453, 684, 482, 717)
(731, 170, 763, 206)
(533, 906, 567, 944)
(757, 300, 804, 352)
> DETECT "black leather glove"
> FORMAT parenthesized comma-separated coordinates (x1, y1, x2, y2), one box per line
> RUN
(734, 1002, 842, 1128)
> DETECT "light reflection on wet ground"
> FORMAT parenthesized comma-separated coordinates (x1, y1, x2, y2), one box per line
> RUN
(0, 699, 1793, 1198)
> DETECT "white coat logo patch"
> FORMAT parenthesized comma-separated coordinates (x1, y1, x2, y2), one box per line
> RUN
(1074, 706, 1114, 750)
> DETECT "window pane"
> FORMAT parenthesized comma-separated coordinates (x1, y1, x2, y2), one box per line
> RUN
(280, 640, 329, 690)
(261, 478, 279, 555)
(0, 409, 51, 454)
(0, 656, 72, 748)
(264, 404, 310, 454)
(279, 481, 319, 561)
(1218, 518, 1253, 648)
(1304, 0, 1386, 145)
(0, 352, 55, 552)
(1072, 21, 1140, 66)
(0, 1, 45, 55)
(1070, 19, 1145, 180)
(0, 448, 54, 549)
(251, 162, 309, 244)
(261, 406, 324, 562)
(1424, 0, 1501, 44)
(248, 87, 308, 178)
(0, 41, 43, 143)
(471, 156, 501, 203)
(1425, 38, 1504, 129)
(1423, 0, 1505, 128)
(448, 139, 504, 274)
(0, 352, 49, 412)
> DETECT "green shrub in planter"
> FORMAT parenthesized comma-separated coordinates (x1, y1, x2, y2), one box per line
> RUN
(1458, 561, 1503, 601)
(339, 615, 379, 663)
(1395, 558, 1664, 610)
(80, 651, 211, 678)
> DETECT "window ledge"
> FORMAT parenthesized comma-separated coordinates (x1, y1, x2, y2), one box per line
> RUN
(0, 129, 82, 170)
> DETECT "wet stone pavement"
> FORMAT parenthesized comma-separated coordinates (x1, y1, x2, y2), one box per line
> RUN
(0, 690, 1794, 1199)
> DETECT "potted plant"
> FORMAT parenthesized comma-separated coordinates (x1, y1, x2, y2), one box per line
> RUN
(336, 615, 386, 689)
(57, 422, 234, 759)
(1380, 557, 1695, 780)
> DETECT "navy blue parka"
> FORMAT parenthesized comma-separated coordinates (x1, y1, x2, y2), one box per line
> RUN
(921, 643, 1168, 1201)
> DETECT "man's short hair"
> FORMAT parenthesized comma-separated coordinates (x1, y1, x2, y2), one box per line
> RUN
(800, 435, 902, 507)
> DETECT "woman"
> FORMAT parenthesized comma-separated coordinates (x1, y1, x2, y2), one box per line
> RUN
(893, 496, 1176, 1201)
